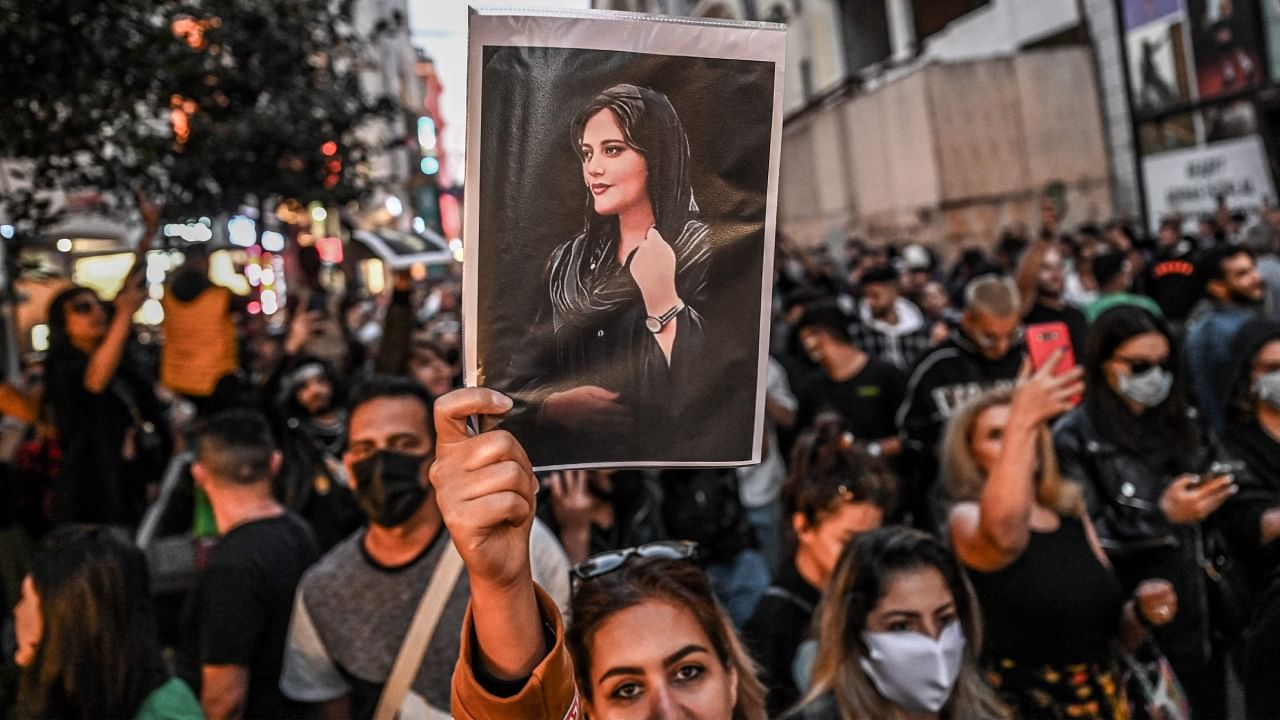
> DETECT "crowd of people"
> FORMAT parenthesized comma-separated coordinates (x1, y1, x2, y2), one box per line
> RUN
(3, 198, 1280, 720)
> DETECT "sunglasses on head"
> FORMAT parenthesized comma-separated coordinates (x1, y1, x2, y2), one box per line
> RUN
(1117, 357, 1169, 374)
(570, 540, 699, 588)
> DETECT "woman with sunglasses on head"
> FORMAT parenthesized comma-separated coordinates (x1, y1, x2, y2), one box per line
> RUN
(14, 527, 202, 719)
(430, 387, 763, 719)
(567, 542, 767, 719)
(795, 526, 1009, 720)
(944, 365, 1175, 719)
(742, 413, 896, 717)
(43, 271, 169, 528)
(1053, 305, 1236, 718)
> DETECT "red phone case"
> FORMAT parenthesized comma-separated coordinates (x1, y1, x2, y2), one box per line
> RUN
(1027, 322, 1077, 377)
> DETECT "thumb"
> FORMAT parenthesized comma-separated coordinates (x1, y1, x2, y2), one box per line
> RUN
(434, 388, 513, 446)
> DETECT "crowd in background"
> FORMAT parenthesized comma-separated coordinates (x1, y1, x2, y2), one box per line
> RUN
(3, 197, 1280, 719)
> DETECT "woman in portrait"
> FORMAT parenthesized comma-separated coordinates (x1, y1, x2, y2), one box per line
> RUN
(508, 83, 713, 465)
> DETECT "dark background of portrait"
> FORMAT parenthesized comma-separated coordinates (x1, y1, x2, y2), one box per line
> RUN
(475, 45, 776, 465)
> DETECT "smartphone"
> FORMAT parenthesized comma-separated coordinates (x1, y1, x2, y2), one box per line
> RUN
(1027, 322, 1079, 405)
(1027, 322, 1076, 374)
(1190, 460, 1244, 488)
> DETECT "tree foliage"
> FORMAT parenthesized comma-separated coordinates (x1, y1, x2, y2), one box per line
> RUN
(0, 0, 402, 227)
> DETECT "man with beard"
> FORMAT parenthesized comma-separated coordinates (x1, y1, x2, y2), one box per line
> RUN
(273, 357, 363, 552)
(1186, 245, 1266, 432)
(1016, 237, 1088, 361)
(280, 377, 571, 719)
(847, 265, 934, 371)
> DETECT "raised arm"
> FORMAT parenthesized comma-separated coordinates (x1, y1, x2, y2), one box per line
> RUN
(950, 353, 1084, 572)
(430, 388, 579, 719)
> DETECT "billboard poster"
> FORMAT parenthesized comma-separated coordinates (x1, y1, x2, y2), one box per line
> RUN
(1142, 134, 1277, 228)
(1185, 0, 1265, 99)
(463, 9, 785, 470)
(1126, 16, 1193, 114)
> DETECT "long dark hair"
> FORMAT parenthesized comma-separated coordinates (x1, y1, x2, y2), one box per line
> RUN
(548, 85, 712, 332)
(45, 285, 100, 356)
(1082, 305, 1194, 453)
(567, 557, 767, 720)
(799, 526, 1008, 719)
(570, 83, 696, 245)
(17, 528, 168, 719)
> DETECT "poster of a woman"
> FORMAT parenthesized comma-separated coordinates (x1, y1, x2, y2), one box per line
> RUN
(464, 10, 785, 469)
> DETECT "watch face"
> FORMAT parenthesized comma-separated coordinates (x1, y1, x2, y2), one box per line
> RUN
(645, 316, 662, 333)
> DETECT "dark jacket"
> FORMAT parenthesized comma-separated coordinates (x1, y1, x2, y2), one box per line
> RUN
(896, 328, 1021, 528)
(1053, 403, 1216, 666)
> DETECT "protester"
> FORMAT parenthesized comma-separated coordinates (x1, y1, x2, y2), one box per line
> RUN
(943, 375, 1177, 719)
(1142, 218, 1202, 326)
(406, 337, 459, 398)
(847, 265, 934, 371)
(795, 303, 904, 459)
(269, 355, 363, 551)
(1216, 319, 1280, 719)
(1083, 250, 1163, 323)
(743, 414, 896, 716)
(1053, 305, 1236, 718)
(427, 387, 766, 720)
(279, 377, 570, 718)
(795, 526, 1009, 719)
(1016, 236, 1089, 361)
(160, 244, 244, 417)
(14, 527, 202, 719)
(1185, 244, 1265, 432)
(182, 410, 318, 720)
(568, 549, 768, 720)
(897, 274, 1023, 531)
(43, 280, 170, 527)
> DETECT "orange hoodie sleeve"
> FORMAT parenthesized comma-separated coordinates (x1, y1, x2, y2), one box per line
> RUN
(451, 584, 582, 720)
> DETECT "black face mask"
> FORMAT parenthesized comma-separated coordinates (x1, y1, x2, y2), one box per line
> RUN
(352, 450, 432, 528)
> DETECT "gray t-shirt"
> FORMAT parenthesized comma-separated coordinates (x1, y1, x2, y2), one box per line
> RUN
(280, 528, 468, 719)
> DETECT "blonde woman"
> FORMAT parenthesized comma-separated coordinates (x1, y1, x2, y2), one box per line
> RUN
(943, 357, 1175, 719)
(795, 526, 1008, 720)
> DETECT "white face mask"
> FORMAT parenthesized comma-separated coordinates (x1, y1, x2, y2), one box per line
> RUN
(860, 621, 966, 714)
(1256, 370, 1280, 411)
(1116, 365, 1174, 408)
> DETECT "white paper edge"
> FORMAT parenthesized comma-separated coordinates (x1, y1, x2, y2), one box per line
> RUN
(462, 9, 787, 469)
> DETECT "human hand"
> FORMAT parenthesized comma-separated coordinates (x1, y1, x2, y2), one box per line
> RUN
(546, 470, 594, 534)
(1134, 579, 1178, 627)
(1159, 474, 1236, 525)
(628, 226, 679, 316)
(285, 310, 322, 356)
(1009, 351, 1085, 428)
(429, 388, 537, 593)
(114, 273, 146, 318)
(542, 385, 632, 435)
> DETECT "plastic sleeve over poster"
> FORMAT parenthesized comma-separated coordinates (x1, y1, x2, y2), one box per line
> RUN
(463, 7, 786, 471)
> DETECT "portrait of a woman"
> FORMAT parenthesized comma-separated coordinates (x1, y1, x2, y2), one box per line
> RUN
(504, 83, 714, 465)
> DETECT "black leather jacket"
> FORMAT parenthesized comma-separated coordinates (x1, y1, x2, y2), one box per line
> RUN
(1052, 406, 1210, 555)
(1052, 403, 1219, 665)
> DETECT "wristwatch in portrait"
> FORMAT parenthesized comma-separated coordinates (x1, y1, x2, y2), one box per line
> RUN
(645, 301, 685, 333)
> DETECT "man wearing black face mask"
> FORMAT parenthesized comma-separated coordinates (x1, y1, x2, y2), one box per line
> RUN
(279, 377, 571, 719)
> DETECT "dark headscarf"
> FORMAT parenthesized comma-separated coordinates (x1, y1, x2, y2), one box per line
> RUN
(549, 84, 710, 331)
(1225, 319, 1280, 426)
